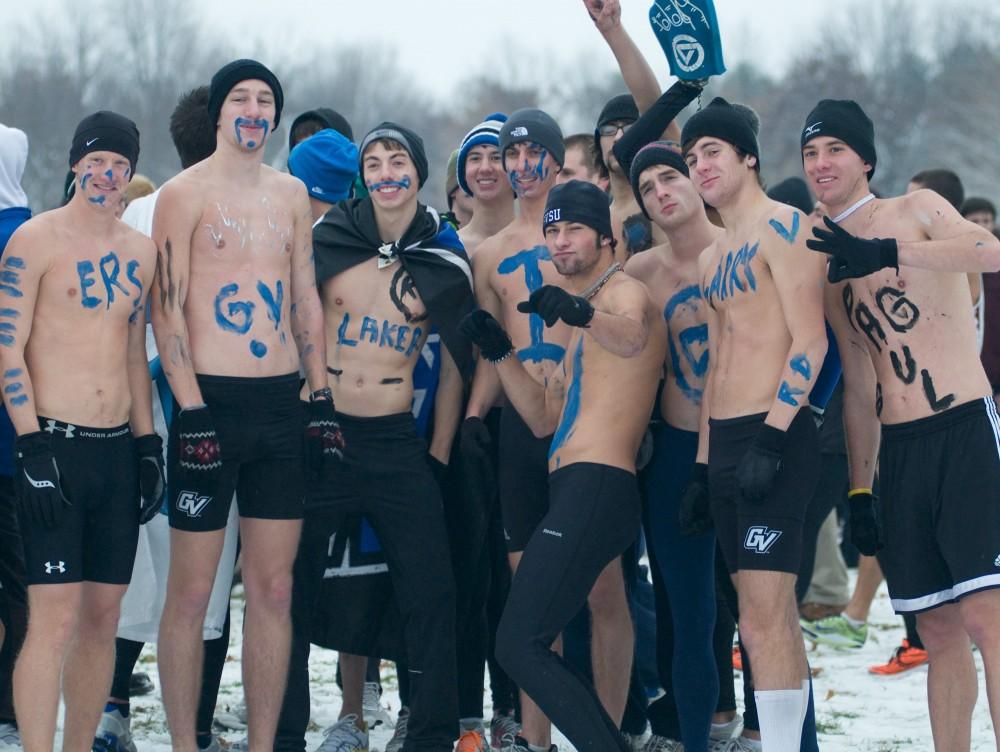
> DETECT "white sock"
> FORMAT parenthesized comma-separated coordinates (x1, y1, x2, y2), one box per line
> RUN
(800, 679, 812, 732)
(710, 716, 742, 739)
(844, 614, 865, 628)
(754, 688, 806, 752)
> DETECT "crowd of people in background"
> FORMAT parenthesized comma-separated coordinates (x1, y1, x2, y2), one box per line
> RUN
(0, 2, 999, 752)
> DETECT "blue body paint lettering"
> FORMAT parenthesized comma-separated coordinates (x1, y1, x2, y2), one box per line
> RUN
(778, 381, 805, 407)
(257, 280, 283, 329)
(3, 369, 22, 378)
(790, 354, 812, 380)
(368, 176, 412, 192)
(769, 212, 800, 244)
(99, 252, 130, 307)
(214, 283, 254, 334)
(497, 245, 566, 364)
(360, 316, 379, 343)
(126, 259, 143, 322)
(4, 257, 25, 270)
(4, 383, 22, 394)
(250, 340, 267, 358)
(380, 321, 399, 348)
(548, 338, 584, 460)
(0, 309, 17, 318)
(705, 242, 758, 305)
(406, 327, 424, 357)
(9, 395, 27, 407)
(0, 323, 14, 333)
(76, 261, 101, 308)
(0, 271, 18, 286)
(0, 334, 12, 347)
(663, 285, 709, 404)
(336, 312, 359, 347)
(395, 325, 411, 353)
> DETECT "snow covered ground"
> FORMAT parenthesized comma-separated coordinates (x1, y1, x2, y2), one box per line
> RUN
(60, 574, 995, 751)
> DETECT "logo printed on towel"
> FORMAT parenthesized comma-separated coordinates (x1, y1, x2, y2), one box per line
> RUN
(672, 35, 705, 72)
(177, 490, 212, 518)
(744, 526, 782, 554)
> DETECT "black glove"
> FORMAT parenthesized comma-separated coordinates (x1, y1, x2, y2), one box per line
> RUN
(679, 462, 713, 536)
(516, 285, 594, 328)
(460, 310, 514, 363)
(806, 216, 899, 282)
(848, 490, 884, 556)
(735, 424, 785, 505)
(427, 454, 448, 487)
(135, 434, 165, 524)
(460, 416, 492, 462)
(174, 406, 223, 501)
(14, 431, 70, 528)
(305, 398, 345, 479)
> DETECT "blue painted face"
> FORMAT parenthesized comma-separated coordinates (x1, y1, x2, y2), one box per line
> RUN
(506, 145, 550, 195)
(234, 117, 270, 149)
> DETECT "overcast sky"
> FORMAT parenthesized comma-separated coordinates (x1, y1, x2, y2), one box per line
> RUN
(3, 0, 958, 94)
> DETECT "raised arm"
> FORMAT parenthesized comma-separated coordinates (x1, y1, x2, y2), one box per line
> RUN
(897, 190, 1000, 272)
(0, 226, 46, 435)
(613, 81, 701, 178)
(149, 181, 204, 409)
(584, 0, 661, 113)
(764, 208, 829, 430)
(289, 182, 330, 393)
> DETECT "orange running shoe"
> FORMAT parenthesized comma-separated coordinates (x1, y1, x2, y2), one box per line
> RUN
(456, 728, 488, 752)
(869, 639, 929, 675)
(732, 645, 743, 672)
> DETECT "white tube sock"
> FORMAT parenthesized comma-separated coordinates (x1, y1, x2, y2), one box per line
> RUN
(754, 688, 806, 751)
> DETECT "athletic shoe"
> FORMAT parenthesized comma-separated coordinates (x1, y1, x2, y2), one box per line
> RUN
(0, 723, 21, 750)
(731, 645, 742, 672)
(129, 671, 155, 697)
(362, 681, 394, 729)
(498, 734, 556, 752)
(93, 708, 137, 752)
(869, 639, 929, 675)
(642, 735, 684, 751)
(708, 716, 743, 748)
(215, 698, 248, 730)
(385, 707, 409, 752)
(315, 715, 368, 752)
(714, 737, 761, 752)
(456, 727, 488, 752)
(798, 602, 845, 622)
(489, 714, 519, 749)
(624, 727, 651, 751)
(800, 614, 868, 649)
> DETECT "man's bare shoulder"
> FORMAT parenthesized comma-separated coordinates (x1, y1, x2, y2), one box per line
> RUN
(624, 244, 668, 279)
(262, 164, 309, 200)
(472, 221, 520, 265)
(113, 219, 157, 255)
(761, 201, 806, 241)
(607, 268, 655, 307)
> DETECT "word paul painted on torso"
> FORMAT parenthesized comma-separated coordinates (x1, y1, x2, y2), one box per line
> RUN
(498, 245, 566, 364)
(214, 279, 284, 358)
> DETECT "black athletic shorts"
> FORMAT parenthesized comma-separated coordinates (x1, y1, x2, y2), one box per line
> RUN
(708, 407, 819, 575)
(168, 372, 304, 532)
(498, 405, 552, 553)
(19, 417, 138, 586)
(879, 397, 1000, 613)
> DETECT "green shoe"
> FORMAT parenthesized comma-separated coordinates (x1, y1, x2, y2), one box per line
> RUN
(800, 614, 868, 649)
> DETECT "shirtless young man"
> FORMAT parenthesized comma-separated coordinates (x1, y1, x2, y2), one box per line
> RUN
(801, 99, 1000, 750)
(291, 121, 472, 752)
(462, 179, 666, 752)
(584, 0, 677, 261)
(624, 140, 727, 751)
(683, 98, 828, 751)
(1, 112, 162, 752)
(456, 113, 515, 256)
(150, 60, 332, 752)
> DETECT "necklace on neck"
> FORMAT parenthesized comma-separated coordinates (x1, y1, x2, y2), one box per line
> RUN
(832, 193, 875, 223)
(581, 262, 622, 301)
